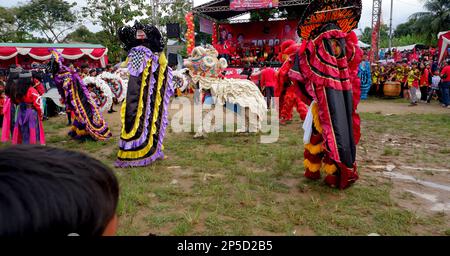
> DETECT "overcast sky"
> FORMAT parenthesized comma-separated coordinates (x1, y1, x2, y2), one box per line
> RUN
(1, 0, 426, 33)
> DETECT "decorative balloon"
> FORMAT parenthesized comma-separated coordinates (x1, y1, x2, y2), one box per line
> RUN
(185, 12, 195, 54)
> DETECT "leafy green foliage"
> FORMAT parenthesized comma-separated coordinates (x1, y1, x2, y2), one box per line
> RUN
(82, 0, 145, 62)
(17, 0, 78, 43)
(410, 0, 450, 45)
(360, 0, 449, 48)
(64, 25, 100, 44)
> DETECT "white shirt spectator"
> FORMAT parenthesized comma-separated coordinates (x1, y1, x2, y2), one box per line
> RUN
(431, 75, 441, 89)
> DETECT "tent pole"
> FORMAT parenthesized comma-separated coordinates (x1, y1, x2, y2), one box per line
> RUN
(389, 0, 393, 53)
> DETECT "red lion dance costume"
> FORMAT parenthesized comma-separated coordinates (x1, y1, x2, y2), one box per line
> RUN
(277, 40, 308, 124)
(288, 0, 363, 189)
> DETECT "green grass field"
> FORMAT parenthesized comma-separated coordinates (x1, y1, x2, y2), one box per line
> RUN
(2, 107, 449, 236)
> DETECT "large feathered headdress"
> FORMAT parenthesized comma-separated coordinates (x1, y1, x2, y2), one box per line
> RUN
(45, 49, 63, 75)
(118, 21, 165, 53)
(298, 0, 362, 40)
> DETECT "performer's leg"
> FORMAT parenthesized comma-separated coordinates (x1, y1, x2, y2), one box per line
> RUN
(280, 95, 294, 123)
(67, 111, 72, 126)
(304, 101, 324, 180)
(294, 97, 308, 120)
(265, 87, 271, 109)
(322, 154, 339, 188)
(304, 130, 324, 180)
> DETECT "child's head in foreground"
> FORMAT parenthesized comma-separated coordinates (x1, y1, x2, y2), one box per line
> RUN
(0, 145, 119, 236)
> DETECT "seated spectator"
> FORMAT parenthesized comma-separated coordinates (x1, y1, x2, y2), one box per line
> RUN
(89, 69, 97, 77)
(0, 145, 119, 236)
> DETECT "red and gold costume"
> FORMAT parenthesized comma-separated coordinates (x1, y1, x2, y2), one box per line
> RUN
(288, 0, 363, 189)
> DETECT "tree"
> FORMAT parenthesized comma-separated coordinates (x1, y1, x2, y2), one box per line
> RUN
(17, 0, 78, 43)
(82, 0, 145, 62)
(0, 7, 32, 42)
(360, 24, 389, 45)
(64, 25, 101, 44)
(410, 0, 450, 44)
(158, 0, 193, 26)
(394, 19, 417, 38)
(140, 0, 193, 39)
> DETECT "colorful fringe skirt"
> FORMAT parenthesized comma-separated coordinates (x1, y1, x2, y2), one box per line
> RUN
(12, 103, 45, 145)
(115, 46, 174, 168)
(1, 98, 16, 143)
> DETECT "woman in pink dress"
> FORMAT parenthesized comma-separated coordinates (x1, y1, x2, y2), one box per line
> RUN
(10, 72, 45, 145)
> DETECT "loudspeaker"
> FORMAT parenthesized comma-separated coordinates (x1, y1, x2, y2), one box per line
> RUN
(168, 53, 178, 67)
(166, 23, 181, 38)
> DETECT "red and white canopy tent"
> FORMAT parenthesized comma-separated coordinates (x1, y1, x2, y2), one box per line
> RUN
(438, 31, 450, 64)
(0, 43, 108, 69)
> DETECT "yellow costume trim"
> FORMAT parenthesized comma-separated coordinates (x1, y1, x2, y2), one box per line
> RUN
(120, 58, 153, 139)
(304, 159, 322, 173)
(323, 163, 338, 175)
(120, 58, 129, 68)
(68, 78, 107, 135)
(118, 54, 168, 159)
(71, 126, 88, 136)
(305, 143, 323, 155)
(312, 102, 323, 134)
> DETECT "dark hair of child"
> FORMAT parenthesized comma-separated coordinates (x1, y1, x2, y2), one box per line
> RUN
(9, 74, 33, 104)
(0, 145, 119, 236)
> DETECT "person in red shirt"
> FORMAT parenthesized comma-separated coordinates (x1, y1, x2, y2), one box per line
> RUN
(33, 78, 46, 96)
(260, 64, 277, 109)
(10, 72, 45, 145)
(419, 62, 430, 102)
(440, 59, 450, 107)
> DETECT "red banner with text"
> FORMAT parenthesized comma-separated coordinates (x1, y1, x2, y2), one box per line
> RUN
(230, 0, 279, 11)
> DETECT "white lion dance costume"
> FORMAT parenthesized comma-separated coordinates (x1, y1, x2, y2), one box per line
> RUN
(115, 22, 174, 168)
(83, 76, 114, 113)
(172, 68, 190, 94)
(184, 45, 267, 136)
(99, 72, 128, 103)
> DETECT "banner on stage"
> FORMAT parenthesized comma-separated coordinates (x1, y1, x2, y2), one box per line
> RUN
(230, 0, 279, 11)
(199, 17, 214, 35)
(217, 20, 299, 47)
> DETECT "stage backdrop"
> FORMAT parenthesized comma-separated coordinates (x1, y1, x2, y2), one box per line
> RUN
(217, 20, 300, 48)
(230, 0, 279, 11)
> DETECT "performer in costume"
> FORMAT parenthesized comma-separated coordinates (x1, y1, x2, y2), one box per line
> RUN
(276, 40, 308, 125)
(288, 0, 363, 189)
(1, 66, 22, 143)
(99, 71, 128, 103)
(358, 54, 372, 100)
(83, 76, 114, 113)
(184, 45, 267, 136)
(371, 64, 380, 96)
(10, 71, 46, 145)
(47, 50, 112, 141)
(115, 22, 174, 168)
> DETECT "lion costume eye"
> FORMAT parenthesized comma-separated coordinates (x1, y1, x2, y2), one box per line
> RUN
(219, 58, 228, 69)
(203, 56, 216, 68)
